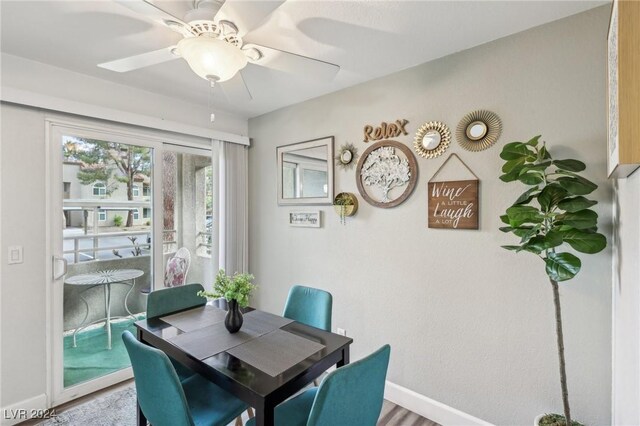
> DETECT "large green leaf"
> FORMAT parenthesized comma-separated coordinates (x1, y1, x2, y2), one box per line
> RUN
(514, 187, 540, 205)
(545, 252, 581, 281)
(518, 172, 544, 185)
(499, 170, 522, 182)
(506, 205, 544, 227)
(558, 209, 598, 229)
(525, 135, 542, 146)
(556, 176, 597, 195)
(501, 142, 533, 160)
(561, 229, 607, 253)
(502, 157, 526, 174)
(500, 214, 510, 225)
(537, 185, 569, 211)
(553, 159, 586, 172)
(557, 196, 597, 212)
(539, 144, 551, 160)
(524, 231, 563, 253)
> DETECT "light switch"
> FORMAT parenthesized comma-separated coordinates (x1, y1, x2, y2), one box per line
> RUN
(8, 246, 23, 264)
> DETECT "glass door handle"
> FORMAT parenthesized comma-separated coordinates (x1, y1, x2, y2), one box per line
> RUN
(52, 256, 68, 280)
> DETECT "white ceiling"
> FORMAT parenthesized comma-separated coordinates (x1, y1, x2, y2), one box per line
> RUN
(1, 0, 605, 119)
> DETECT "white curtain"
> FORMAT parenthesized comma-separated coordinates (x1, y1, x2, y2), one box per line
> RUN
(212, 140, 249, 274)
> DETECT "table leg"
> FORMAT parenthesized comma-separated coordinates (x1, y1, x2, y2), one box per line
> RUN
(255, 400, 275, 426)
(337, 346, 350, 368)
(105, 283, 112, 350)
(136, 328, 147, 426)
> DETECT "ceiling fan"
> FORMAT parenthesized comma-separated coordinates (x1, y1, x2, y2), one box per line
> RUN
(99, 0, 340, 100)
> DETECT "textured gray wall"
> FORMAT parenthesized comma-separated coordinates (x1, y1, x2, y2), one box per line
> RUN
(248, 7, 612, 425)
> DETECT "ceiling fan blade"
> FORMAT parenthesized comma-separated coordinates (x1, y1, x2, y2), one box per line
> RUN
(98, 47, 178, 72)
(215, 0, 285, 37)
(247, 44, 339, 81)
(220, 71, 253, 102)
(114, 0, 193, 36)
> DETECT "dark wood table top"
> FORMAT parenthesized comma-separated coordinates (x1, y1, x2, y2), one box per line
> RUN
(134, 304, 353, 402)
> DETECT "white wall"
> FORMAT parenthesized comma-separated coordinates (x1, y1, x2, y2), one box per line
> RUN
(248, 7, 612, 425)
(612, 170, 640, 425)
(1, 53, 248, 138)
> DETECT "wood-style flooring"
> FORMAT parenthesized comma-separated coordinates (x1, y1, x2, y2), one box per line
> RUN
(20, 379, 439, 426)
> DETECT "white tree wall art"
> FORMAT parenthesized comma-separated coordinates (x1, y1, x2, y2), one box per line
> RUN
(360, 146, 411, 203)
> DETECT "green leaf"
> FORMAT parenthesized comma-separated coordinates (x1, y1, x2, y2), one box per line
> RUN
(524, 230, 563, 253)
(537, 185, 568, 211)
(539, 144, 552, 160)
(500, 142, 533, 160)
(553, 159, 586, 172)
(502, 157, 526, 174)
(545, 252, 581, 281)
(561, 230, 607, 254)
(518, 172, 544, 185)
(499, 226, 513, 233)
(500, 214, 510, 225)
(514, 187, 540, 205)
(501, 245, 523, 252)
(499, 170, 522, 182)
(557, 196, 597, 212)
(556, 176, 597, 195)
(525, 135, 542, 146)
(506, 205, 544, 227)
(513, 226, 537, 239)
(558, 209, 598, 230)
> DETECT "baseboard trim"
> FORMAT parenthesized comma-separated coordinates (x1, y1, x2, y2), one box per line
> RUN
(1, 394, 48, 426)
(384, 381, 493, 426)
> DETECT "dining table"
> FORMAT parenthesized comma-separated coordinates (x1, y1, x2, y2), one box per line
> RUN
(134, 300, 353, 426)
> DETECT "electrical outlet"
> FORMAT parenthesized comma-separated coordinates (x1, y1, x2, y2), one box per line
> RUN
(8, 246, 23, 264)
(336, 327, 346, 336)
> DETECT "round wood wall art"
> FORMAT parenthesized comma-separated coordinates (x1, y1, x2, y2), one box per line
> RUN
(355, 140, 418, 208)
(456, 110, 502, 151)
(413, 121, 451, 159)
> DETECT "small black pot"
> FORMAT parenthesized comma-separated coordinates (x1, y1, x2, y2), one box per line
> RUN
(225, 299, 243, 333)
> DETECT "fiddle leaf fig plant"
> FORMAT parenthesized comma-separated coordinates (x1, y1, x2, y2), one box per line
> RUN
(499, 136, 606, 426)
(198, 269, 256, 308)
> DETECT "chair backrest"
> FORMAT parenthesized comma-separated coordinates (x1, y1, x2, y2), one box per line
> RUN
(122, 331, 194, 426)
(283, 285, 332, 332)
(307, 345, 391, 426)
(147, 283, 205, 319)
(165, 247, 191, 287)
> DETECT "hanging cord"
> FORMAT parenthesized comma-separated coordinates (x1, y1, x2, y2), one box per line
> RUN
(208, 79, 216, 126)
(428, 153, 479, 182)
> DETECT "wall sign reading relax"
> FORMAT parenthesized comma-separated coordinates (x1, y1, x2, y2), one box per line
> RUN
(363, 119, 409, 142)
(427, 154, 479, 230)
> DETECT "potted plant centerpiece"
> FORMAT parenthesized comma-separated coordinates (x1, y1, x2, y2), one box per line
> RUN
(198, 269, 257, 333)
(498, 136, 606, 426)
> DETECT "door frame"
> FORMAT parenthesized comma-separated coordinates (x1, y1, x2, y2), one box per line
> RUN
(45, 117, 213, 407)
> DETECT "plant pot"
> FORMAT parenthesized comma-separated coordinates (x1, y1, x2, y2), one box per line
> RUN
(535, 413, 581, 426)
(534, 414, 544, 426)
(225, 299, 243, 333)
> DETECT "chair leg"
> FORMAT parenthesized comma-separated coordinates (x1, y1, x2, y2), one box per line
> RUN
(235, 416, 243, 426)
(247, 407, 255, 418)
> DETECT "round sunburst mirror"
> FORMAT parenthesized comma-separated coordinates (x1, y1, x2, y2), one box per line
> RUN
(456, 110, 502, 151)
(413, 121, 451, 159)
(335, 142, 359, 170)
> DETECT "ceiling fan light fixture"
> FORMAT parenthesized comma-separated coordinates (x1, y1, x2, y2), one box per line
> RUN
(177, 36, 248, 82)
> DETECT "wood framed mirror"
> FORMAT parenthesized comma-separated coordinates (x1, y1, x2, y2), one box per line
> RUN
(277, 136, 334, 205)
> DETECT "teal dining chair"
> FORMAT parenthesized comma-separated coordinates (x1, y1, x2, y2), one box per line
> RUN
(282, 285, 333, 332)
(245, 344, 390, 426)
(146, 283, 206, 381)
(123, 330, 248, 426)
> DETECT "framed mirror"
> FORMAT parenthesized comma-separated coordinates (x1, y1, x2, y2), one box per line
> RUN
(456, 110, 502, 151)
(413, 121, 451, 159)
(277, 136, 334, 205)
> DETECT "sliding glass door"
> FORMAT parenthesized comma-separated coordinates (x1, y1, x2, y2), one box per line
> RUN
(49, 122, 216, 406)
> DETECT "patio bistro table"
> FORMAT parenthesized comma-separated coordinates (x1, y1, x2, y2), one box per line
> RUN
(65, 269, 143, 350)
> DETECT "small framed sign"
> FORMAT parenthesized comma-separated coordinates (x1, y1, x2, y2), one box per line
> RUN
(427, 154, 479, 230)
(288, 211, 321, 228)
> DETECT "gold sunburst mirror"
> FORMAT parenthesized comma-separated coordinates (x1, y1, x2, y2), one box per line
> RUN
(413, 121, 451, 159)
(456, 110, 502, 151)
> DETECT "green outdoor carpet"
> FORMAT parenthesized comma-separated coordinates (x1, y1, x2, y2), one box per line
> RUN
(64, 316, 144, 388)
